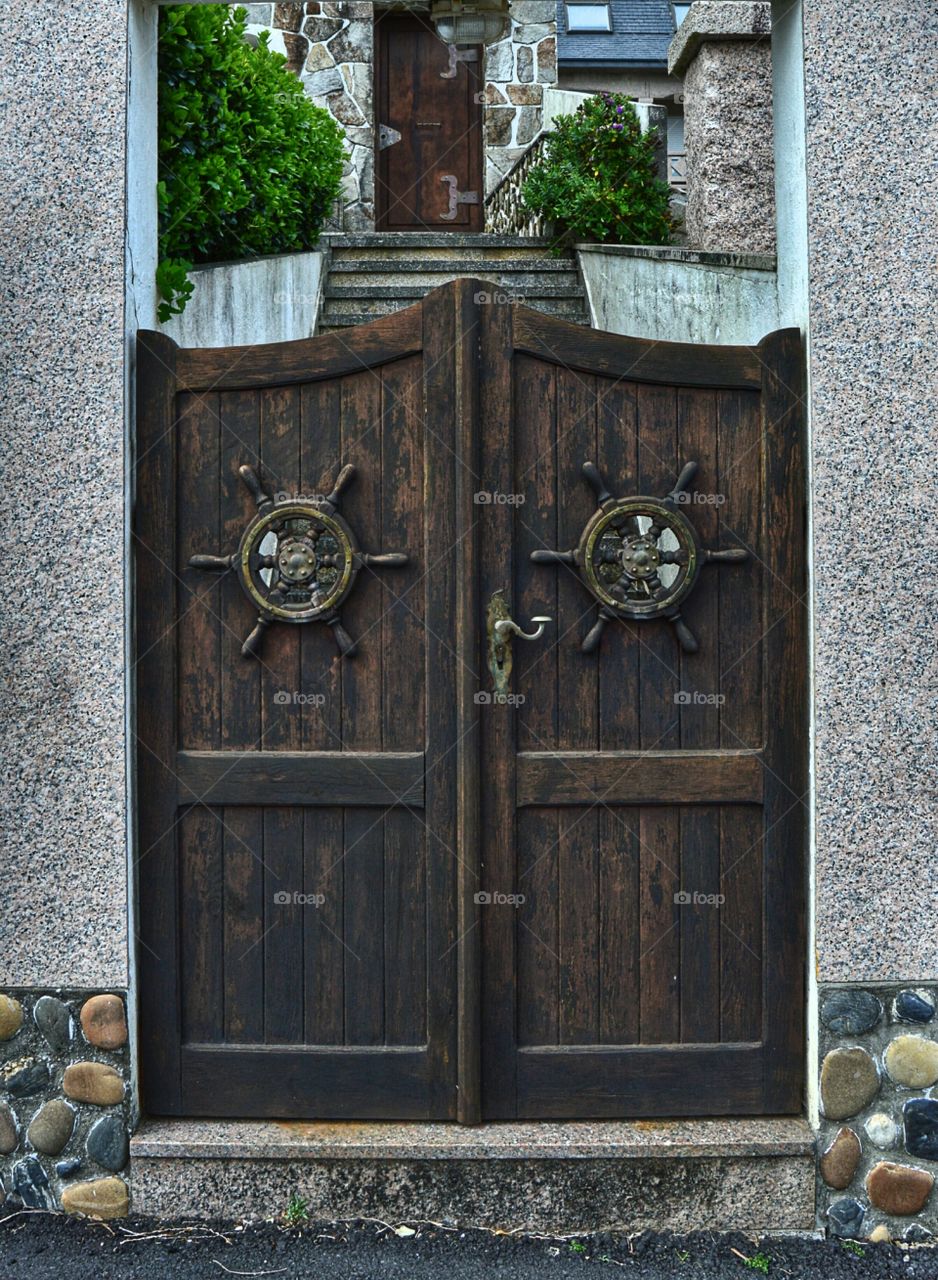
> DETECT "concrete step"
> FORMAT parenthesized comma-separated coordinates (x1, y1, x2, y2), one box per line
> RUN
(328, 263, 580, 290)
(130, 1117, 816, 1231)
(327, 245, 569, 266)
(319, 297, 590, 327)
(324, 233, 555, 250)
(324, 284, 587, 302)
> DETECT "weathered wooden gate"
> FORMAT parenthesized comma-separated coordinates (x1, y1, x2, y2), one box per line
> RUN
(136, 280, 806, 1121)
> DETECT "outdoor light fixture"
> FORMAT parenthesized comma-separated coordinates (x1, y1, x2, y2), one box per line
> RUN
(430, 0, 511, 45)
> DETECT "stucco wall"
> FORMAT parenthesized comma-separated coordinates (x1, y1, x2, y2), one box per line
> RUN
(0, 1, 128, 987)
(804, 1, 938, 984)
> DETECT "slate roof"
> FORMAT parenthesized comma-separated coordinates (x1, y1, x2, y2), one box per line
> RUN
(556, 0, 677, 67)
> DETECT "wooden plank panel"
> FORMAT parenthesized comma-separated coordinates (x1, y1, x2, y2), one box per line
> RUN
(513, 307, 764, 390)
(176, 750, 424, 807)
(517, 751, 764, 806)
(720, 806, 764, 1042)
(181, 1045, 432, 1117)
(175, 308, 424, 392)
(343, 809, 385, 1045)
(636, 383, 681, 1045)
(340, 370, 384, 750)
(515, 1044, 764, 1117)
(303, 807, 345, 1045)
(717, 389, 763, 751)
(299, 377, 344, 754)
(380, 355, 424, 752)
(757, 327, 807, 1111)
(177, 390, 221, 751)
(222, 807, 264, 1044)
(516, 809, 559, 1046)
(556, 365, 598, 749)
(596, 375, 640, 751)
(677, 388, 721, 1044)
(558, 808, 599, 1044)
(258, 385, 302, 751)
(219, 389, 262, 752)
(599, 806, 640, 1044)
(263, 807, 304, 1044)
(179, 806, 224, 1044)
(383, 809, 427, 1046)
(135, 331, 182, 1113)
(515, 354, 559, 751)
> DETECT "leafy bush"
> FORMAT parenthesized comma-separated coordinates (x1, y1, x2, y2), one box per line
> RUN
(157, 5, 345, 320)
(521, 93, 674, 247)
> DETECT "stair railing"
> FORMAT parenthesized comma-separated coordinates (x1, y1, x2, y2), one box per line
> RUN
(484, 131, 554, 238)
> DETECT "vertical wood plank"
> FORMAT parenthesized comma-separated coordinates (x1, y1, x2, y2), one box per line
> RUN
(516, 809, 559, 1046)
(263, 807, 304, 1044)
(384, 810, 426, 1045)
(219, 389, 261, 753)
(299, 377, 343, 752)
(677, 389, 721, 1043)
(180, 806, 223, 1043)
(636, 383, 681, 1044)
(259, 386, 301, 751)
(303, 806, 345, 1045)
(223, 807, 264, 1043)
(177, 390, 221, 753)
(343, 808, 386, 1045)
(599, 806, 640, 1044)
(558, 807, 600, 1044)
(135, 332, 182, 1113)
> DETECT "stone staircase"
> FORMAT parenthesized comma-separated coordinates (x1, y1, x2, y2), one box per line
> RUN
(317, 232, 591, 332)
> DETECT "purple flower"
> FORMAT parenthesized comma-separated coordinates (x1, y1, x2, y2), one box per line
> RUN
(612, 123, 623, 131)
(616, 105, 624, 114)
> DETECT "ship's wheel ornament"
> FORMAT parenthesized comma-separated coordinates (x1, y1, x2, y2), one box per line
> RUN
(531, 460, 748, 654)
(189, 463, 408, 659)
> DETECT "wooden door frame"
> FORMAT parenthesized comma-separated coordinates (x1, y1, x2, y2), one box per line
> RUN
(373, 12, 484, 232)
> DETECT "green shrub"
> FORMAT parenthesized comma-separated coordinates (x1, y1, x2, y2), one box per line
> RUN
(157, 5, 345, 320)
(521, 93, 674, 247)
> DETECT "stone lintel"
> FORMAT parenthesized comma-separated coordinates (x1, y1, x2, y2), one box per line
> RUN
(668, 2, 772, 77)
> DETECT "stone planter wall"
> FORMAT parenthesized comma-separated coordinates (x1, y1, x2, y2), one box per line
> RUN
(819, 984, 938, 1243)
(0, 990, 131, 1219)
(241, 4, 557, 227)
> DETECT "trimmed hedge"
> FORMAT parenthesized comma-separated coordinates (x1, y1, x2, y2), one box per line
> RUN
(157, 5, 345, 320)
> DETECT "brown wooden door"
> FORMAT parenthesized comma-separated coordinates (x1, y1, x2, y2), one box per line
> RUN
(476, 305, 807, 1118)
(135, 282, 806, 1120)
(375, 15, 483, 231)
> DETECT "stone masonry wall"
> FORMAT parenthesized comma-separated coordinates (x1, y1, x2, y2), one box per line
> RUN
(0, 991, 131, 1219)
(819, 985, 938, 1243)
(242, 5, 557, 226)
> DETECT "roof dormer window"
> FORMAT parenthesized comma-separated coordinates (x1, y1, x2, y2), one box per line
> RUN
(565, 3, 613, 32)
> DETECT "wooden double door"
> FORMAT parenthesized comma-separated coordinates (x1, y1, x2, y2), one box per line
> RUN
(375, 14, 483, 230)
(136, 282, 806, 1121)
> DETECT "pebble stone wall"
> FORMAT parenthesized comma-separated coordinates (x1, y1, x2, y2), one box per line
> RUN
(0, 991, 131, 1218)
(241, 3, 557, 227)
(819, 985, 938, 1242)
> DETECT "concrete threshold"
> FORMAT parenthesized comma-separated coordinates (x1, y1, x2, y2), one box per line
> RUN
(131, 1118, 816, 1231)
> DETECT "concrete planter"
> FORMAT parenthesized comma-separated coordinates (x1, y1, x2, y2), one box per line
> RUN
(576, 243, 779, 346)
(158, 250, 325, 349)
